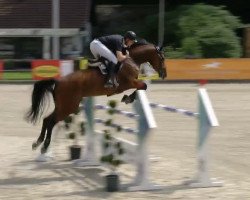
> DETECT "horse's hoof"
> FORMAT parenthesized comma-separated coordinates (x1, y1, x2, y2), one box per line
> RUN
(121, 95, 128, 102)
(128, 98, 135, 104)
(41, 147, 47, 154)
(125, 98, 132, 104)
(32, 142, 37, 150)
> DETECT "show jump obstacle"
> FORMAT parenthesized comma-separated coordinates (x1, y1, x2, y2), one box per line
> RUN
(76, 90, 164, 191)
(36, 87, 223, 190)
(74, 87, 223, 191)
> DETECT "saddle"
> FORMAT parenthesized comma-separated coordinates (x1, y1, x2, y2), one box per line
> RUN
(88, 57, 108, 75)
(88, 57, 121, 75)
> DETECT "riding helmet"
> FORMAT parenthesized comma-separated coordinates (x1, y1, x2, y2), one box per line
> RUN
(124, 31, 137, 41)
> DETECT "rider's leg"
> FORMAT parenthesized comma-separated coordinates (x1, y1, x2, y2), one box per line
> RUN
(90, 40, 119, 87)
(104, 62, 119, 88)
(90, 39, 100, 59)
(90, 40, 117, 63)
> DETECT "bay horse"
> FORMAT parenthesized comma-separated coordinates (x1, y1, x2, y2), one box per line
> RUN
(26, 43, 166, 154)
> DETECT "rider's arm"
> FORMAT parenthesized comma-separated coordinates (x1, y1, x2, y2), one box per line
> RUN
(116, 51, 128, 62)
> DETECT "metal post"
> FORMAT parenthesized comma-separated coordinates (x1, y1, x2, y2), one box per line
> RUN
(52, 0, 60, 59)
(158, 0, 165, 47)
(43, 36, 51, 59)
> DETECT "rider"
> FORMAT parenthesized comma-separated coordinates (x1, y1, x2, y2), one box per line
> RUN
(90, 31, 137, 88)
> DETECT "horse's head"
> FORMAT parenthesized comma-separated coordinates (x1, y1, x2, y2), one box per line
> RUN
(128, 42, 167, 79)
(153, 46, 167, 79)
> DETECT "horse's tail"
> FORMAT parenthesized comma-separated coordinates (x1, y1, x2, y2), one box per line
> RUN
(25, 79, 56, 124)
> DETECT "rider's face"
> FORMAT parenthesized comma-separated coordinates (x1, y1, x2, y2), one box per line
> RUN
(124, 38, 134, 47)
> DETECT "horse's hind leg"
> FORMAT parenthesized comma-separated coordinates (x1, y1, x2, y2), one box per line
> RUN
(40, 111, 57, 154)
(39, 94, 82, 154)
(32, 118, 48, 150)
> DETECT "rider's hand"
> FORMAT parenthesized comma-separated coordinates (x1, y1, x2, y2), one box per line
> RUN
(117, 51, 127, 62)
(122, 47, 127, 55)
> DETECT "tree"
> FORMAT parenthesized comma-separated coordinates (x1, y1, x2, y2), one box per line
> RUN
(143, 3, 242, 58)
(166, 4, 242, 58)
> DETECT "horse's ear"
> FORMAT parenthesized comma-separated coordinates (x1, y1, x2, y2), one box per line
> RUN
(156, 46, 163, 52)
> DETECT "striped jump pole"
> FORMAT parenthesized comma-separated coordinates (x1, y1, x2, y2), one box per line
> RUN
(76, 87, 222, 189)
(76, 90, 163, 191)
(75, 97, 138, 166)
(149, 88, 223, 188)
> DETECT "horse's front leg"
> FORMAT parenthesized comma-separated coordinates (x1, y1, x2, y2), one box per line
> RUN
(121, 91, 137, 104)
(121, 80, 147, 104)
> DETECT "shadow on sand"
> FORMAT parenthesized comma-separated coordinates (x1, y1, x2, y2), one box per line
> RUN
(0, 159, 202, 198)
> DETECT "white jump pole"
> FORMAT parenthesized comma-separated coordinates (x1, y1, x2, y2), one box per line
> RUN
(126, 90, 164, 191)
(75, 97, 99, 166)
(186, 88, 223, 187)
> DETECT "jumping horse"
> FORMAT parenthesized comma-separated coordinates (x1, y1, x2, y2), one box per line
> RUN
(25, 42, 167, 154)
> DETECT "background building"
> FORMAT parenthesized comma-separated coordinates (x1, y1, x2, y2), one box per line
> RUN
(0, 0, 92, 59)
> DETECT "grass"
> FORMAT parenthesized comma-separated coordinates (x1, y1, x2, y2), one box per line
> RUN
(1, 71, 159, 81)
(3, 72, 32, 80)
(138, 73, 160, 80)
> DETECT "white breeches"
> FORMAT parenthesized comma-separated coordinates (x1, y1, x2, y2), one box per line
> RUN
(90, 39, 118, 64)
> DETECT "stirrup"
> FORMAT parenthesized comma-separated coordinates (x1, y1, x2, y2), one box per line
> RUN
(104, 80, 114, 88)
(88, 58, 99, 63)
(113, 78, 119, 87)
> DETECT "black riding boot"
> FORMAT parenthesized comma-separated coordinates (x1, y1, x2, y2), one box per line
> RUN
(104, 63, 119, 88)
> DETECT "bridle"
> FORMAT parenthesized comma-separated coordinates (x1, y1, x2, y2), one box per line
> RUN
(155, 46, 165, 62)
(155, 46, 166, 78)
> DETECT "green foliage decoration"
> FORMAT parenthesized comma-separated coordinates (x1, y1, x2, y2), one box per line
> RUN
(100, 100, 125, 171)
(63, 112, 85, 146)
